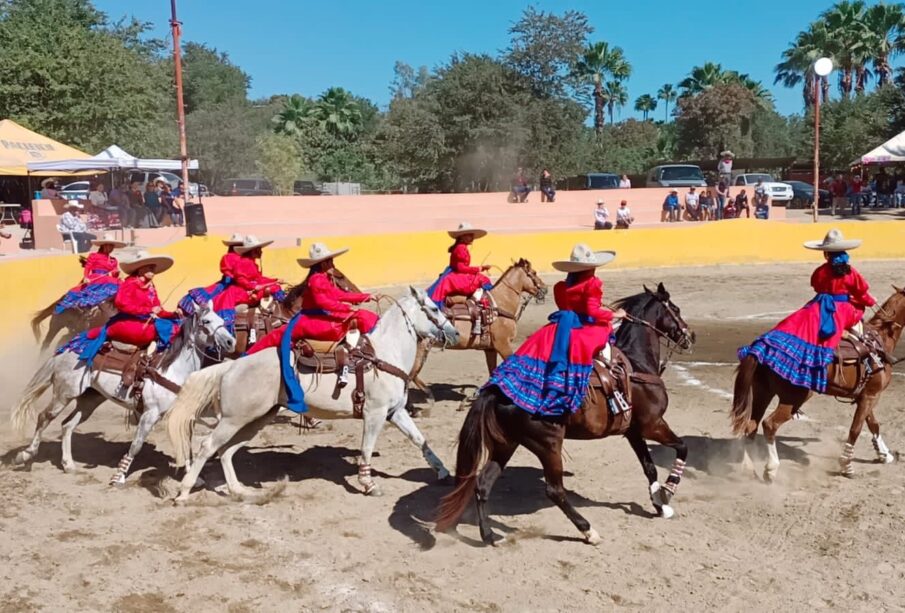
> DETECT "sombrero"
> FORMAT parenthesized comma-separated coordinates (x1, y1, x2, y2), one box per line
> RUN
(222, 233, 244, 247)
(63, 201, 84, 209)
(720, 150, 735, 158)
(448, 222, 487, 240)
(803, 228, 862, 252)
(40, 177, 57, 187)
(234, 234, 274, 254)
(552, 244, 616, 272)
(297, 242, 349, 268)
(91, 232, 127, 249)
(119, 250, 174, 275)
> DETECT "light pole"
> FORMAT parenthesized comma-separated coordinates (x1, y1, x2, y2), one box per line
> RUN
(170, 0, 189, 194)
(813, 57, 833, 223)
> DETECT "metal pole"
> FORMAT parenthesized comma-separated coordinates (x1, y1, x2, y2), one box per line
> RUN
(812, 74, 820, 223)
(170, 0, 190, 195)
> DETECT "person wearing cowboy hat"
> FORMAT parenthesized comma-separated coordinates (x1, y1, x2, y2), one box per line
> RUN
(40, 178, 60, 200)
(738, 229, 878, 393)
(246, 242, 377, 355)
(427, 222, 494, 332)
(178, 233, 246, 323)
(53, 233, 127, 315)
(484, 244, 626, 417)
(58, 200, 97, 252)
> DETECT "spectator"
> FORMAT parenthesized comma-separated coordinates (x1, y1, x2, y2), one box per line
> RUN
(684, 186, 700, 221)
(58, 201, 96, 252)
(145, 182, 162, 221)
(539, 168, 555, 203)
(619, 174, 631, 188)
(830, 174, 848, 213)
(615, 200, 634, 229)
(895, 179, 905, 209)
(593, 199, 612, 230)
(723, 196, 737, 219)
(718, 150, 734, 189)
(40, 178, 60, 199)
(754, 189, 770, 219)
(88, 182, 109, 209)
(699, 189, 713, 221)
(875, 168, 894, 207)
(128, 181, 158, 228)
(109, 181, 130, 227)
(848, 174, 864, 214)
(734, 189, 750, 218)
(715, 179, 729, 220)
(509, 168, 530, 203)
(160, 183, 184, 226)
(663, 189, 680, 222)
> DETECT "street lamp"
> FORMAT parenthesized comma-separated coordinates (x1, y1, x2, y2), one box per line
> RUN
(813, 57, 833, 223)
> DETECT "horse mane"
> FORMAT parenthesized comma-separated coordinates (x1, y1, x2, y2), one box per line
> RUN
(611, 291, 655, 317)
(159, 311, 194, 371)
(281, 268, 360, 310)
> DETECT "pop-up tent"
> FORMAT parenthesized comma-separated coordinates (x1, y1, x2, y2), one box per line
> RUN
(0, 119, 91, 175)
(852, 130, 905, 165)
(27, 143, 199, 172)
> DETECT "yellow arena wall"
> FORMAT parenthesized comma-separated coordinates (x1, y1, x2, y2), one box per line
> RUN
(2, 219, 904, 340)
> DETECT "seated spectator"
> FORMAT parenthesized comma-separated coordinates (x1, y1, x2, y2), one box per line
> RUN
(734, 189, 750, 218)
(109, 181, 130, 226)
(128, 181, 158, 228)
(145, 182, 163, 221)
(619, 174, 631, 188)
(684, 186, 700, 221)
(615, 200, 634, 229)
(87, 182, 118, 226)
(723, 198, 737, 219)
(159, 183, 184, 226)
(662, 189, 680, 222)
(755, 193, 770, 219)
(509, 168, 530, 203)
(699, 190, 713, 221)
(58, 201, 97, 252)
(539, 168, 555, 203)
(40, 178, 60, 199)
(594, 199, 612, 230)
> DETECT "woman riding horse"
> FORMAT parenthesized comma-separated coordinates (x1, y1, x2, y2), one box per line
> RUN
(486, 243, 626, 416)
(738, 229, 877, 393)
(428, 222, 494, 335)
(54, 233, 126, 314)
(246, 242, 378, 354)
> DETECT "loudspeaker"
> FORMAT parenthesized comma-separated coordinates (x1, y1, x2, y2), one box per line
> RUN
(184, 203, 207, 236)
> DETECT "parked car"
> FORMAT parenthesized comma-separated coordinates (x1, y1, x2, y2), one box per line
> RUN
(556, 173, 620, 190)
(198, 184, 211, 198)
(785, 180, 831, 209)
(293, 180, 329, 196)
(732, 173, 793, 204)
(217, 178, 273, 196)
(59, 180, 91, 201)
(126, 171, 199, 198)
(645, 165, 707, 188)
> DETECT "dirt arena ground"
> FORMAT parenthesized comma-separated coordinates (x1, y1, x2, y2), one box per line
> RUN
(2, 261, 905, 612)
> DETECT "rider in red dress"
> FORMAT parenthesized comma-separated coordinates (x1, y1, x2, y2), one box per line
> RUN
(487, 244, 625, 416)
(247, 243, 378, 355)
(428, 222, 494, 334)
(55, 234, 126, 313)
(739, 229, 876, 392)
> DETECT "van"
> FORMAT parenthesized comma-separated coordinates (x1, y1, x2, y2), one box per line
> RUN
(645, 165, 707, 188)
(217, 178, 273, 196)
(557, 173, 620, 190)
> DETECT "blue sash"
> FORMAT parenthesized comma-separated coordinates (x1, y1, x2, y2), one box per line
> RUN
(79, 313, 177, 367)
(545, 310, 593, 379)
(811, 293, 849, 340)
(426, 266, 452, 303)
(278, 309, 327, 413)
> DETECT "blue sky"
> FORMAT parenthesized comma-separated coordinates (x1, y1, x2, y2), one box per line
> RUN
(96, 0, 862, 118)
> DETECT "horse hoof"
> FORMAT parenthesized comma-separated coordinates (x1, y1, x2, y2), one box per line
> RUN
(12, 451, 32, 467)
(658, 504, 675, 519)
(763, 469, 776, 484)
(876, 452, 895, 465)
(486, 532, 505, 547)
(363, 484, 383, 497)
(583, 528, 601, 545)
(172, 493, 190, 505)
(61, 462, 77, 474)
(109, 475, 127, 488)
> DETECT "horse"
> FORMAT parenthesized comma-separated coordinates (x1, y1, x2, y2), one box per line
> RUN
(164, 286, 460, 502)
(31, 297, 115, 352)
(435, 283, 695, 546)
(730, 285, 905, 481)
(11, 300, 236, 487)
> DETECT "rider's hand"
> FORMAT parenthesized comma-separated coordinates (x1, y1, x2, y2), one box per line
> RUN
(151, 306, 162, 315)
(612, 308, 627, 319)
(481, 265, 492, 271)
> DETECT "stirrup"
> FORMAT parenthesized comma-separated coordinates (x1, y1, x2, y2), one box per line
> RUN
(338, 364, 350, 388)
(248, 327, 257, 344)
(471, 288, 484, 302)
(608, 391, 630, 415)
(345, 329, 361, 348)
(145, 341, 157, 356)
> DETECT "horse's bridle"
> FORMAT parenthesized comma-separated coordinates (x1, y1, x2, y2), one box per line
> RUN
(383, 294, 455, 347)
(494, 262, 546, 321)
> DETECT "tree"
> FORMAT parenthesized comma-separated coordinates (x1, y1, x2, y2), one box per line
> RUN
(308, 87, 363, 139)
(657, 83, 677, 122)
(381, 96, 447, 191)
(254, 132, 304, 195)
(181, 42, 250, 113)
(389, 60, 430, 99)
(271, 94, 312, 136)
(775, 23, 831, 108)
(633, 94, 657, 120)
(583, 119, 661, 174)
(573, 41, 631, 132)
(674, 84, 759, 158)
(504, 6, 593, 98)
(864, 2, 905, 87)
(821, 1, 870, 98)
(679, 62, 735, 94)
(602, 80, 628, 123)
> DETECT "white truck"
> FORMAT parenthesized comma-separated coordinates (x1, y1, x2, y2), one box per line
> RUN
(732, 173, 793, 204)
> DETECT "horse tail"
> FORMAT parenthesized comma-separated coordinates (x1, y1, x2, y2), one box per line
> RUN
(166, 361, 232, 467)
(435, 390, 503, 532)
(11, 357, 56, 434)
(31, 296, 63, 341)
(730, 355, 758, 436)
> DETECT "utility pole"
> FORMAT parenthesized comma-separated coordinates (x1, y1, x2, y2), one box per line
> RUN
(170, 0, 189, 194)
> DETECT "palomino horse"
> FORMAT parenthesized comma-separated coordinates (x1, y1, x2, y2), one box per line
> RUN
(31, 297, 115, 351)
(409, 259, 547, 407)
(730, 285, 905, 481)
(435, 283, 695, 545)
(165, 287, 460, 502)
(11, 301, 236, 486)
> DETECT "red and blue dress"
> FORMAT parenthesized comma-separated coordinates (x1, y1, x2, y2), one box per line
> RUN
(55, 252, 122, 313)
(486, 270, 615, 416)
(428, 243, 493, 305)
(738, 261, 876, 392)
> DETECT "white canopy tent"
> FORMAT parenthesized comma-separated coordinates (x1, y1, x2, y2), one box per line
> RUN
(853, 130, 905, 166)
(26, 144, 198, 172)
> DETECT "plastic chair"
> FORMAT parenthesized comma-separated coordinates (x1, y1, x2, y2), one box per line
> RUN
(56, 224, 78, 254)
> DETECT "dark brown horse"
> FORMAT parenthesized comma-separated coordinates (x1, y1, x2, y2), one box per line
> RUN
(730, 286, 905, 481)
(435, 283, 695, 545)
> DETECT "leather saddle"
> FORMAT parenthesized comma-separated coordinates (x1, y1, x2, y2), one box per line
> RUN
(443, 295, 498, 345)
(829, 329, 884, 394)
(90, 341, 177, 404)
(585, 346, 634, 435)
(234, 304, 284, 354)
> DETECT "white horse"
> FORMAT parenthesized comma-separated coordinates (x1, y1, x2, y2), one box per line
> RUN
(11, 301, 236, 486)
(166, 286, 459, 502)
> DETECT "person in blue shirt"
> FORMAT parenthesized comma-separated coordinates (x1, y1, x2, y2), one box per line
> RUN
(662, 189, 680, 222)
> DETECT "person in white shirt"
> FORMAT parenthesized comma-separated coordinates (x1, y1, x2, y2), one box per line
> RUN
(684, 186, 700, 221)
(619, 174, 631, 188)
(718, 151, 733, 188)
(88, 182, 112, 209)
(593, 199, 612, 230)
(58, 201, 96, 252)
(616, 200, 634, 229)
(40, 178, 60, 199)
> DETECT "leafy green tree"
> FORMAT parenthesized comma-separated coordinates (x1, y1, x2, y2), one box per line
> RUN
(821, 1, 870, 98)
(583, 119, 661, 174)
(271, 94, 312, 136)
(674, 83, 758, 158)
(657, 83, 677, 122)
(864, 2, 905, 87)
(602, 80, 628, 123)
(634, 94, 657, 120)
(308, 87, 363, 139)
(254, 132, 304, 195)
(389, 61, 431, 100)
(381, 97, 447, 191)
(181, 42, 250, 113)
(573, 41, 631, 132)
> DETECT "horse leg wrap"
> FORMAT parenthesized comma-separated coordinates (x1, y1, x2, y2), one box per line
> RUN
(839, 442, 856, 476)
(662, 458, 686, 497)
(421, 442, 449, 479)
(358, 463, 376, 494)
(110, 454, 134, 485)
(872, 435, 894, 463)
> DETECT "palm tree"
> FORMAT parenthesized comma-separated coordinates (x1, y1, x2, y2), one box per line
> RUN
(657, 83, 677, 122)
(775, 23, 833, 108)
(822, 1, 870, 98)
(573, 41, 632, 132)
(864, 2, 905, 87)
(634, 94, 657, 120)
(309, 87, 363, 138)
(679, 62, 739, 94)
(271, 94, 311, 136)
(735, 75, 776, 110)
(602, 81, 628, 123)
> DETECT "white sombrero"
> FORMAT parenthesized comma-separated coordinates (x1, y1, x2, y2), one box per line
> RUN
(222, 233, 245, 247)
(91, 232, 127, 249)
(63, 200, 84, 209)
(552, 243, 616, 272)
(234, 234, 274, 254)
(297, 242, 349, 268)
(41, 177, 57, 187)
(119, 250, 174, 275)
(448, 222, 487, 240)
(720, 150, 735, 158)
(803, 228, 862, 252)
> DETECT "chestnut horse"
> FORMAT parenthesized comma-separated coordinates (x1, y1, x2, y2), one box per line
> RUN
(730, 285, 905, 481)
(435, 283, 695, 545)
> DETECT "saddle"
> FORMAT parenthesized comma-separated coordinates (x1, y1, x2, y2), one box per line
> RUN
(234, 304, 284, 354)
(291, 336, 409, 418)
(443, 295, 511, 347)
(585, 346, 635, 435)
(90, 341, 180, 406)
(829, 329, 885, 395)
